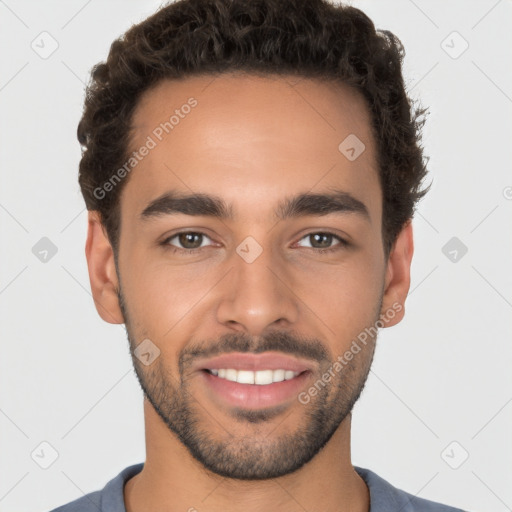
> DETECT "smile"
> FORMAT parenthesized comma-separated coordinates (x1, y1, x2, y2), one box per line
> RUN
(207, 368, 302, 385)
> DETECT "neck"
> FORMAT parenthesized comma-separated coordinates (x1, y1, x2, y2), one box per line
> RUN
(124, 399, 369, 512)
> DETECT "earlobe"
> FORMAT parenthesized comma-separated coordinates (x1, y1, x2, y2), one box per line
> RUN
(380, 221, 414, 328)
(85, 211, 124, 324)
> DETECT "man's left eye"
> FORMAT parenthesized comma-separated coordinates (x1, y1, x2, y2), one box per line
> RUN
(296, 232, 348, 251)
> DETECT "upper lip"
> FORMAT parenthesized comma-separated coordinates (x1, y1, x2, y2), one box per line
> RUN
(193, 352, 314, 373)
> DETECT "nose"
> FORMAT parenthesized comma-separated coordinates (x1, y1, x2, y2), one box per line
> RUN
(215, 242, 300, 336)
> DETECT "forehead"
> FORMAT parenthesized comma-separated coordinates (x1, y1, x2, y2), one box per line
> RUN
(123, 73, 380, 222)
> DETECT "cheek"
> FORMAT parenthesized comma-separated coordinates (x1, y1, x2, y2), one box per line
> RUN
(293, 254, 384, 345)
(123, 262, 211, 334)
(119, 266, 208, 376)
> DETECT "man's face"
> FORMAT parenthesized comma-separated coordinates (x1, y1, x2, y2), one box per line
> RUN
(108, 74, 392, 479)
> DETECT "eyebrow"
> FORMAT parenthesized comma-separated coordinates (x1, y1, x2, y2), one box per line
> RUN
(139, 188, 370, 222)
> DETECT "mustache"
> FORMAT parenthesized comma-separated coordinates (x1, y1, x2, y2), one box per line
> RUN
(179, 330, 330, 369)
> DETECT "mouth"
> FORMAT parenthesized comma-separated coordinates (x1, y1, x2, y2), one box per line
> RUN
(205, 368, 303, 385)
(195, 352, 314, 410)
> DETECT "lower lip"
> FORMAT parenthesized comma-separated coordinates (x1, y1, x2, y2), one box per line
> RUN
(200, 370, 311, 410)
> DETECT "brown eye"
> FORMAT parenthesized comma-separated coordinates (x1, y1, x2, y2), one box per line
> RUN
(297, 232, 346, 251)
(177, 232, 203, 249)
(309, 233, 334, 249)
(163, 231, 213, 251)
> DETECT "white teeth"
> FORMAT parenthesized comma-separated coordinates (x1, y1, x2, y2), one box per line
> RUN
(273, 369, 285, 382)
(255, 370, 273, 385)
(226, 368, 238, 382)
(208, 369, 300, 385)
(236, 370, 255, 384)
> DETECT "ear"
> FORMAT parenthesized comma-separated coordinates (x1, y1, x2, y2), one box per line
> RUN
(380, 220, 414, 327)
(85, 211, 124, 324)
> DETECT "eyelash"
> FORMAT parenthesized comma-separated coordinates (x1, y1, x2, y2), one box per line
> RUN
(160, 231, 349, 255)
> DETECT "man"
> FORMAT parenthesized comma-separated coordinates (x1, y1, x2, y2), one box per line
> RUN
(52, 0, 466, 510)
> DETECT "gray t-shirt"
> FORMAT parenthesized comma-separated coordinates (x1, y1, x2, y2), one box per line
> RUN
(50, 463, 467, 511)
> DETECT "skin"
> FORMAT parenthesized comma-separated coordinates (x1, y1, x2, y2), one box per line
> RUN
(85, 73, 414, 512)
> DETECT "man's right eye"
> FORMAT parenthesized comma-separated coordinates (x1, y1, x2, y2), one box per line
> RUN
(160, 231, 214, 253)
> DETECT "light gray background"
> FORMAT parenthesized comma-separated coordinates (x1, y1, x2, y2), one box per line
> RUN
(1, 1, 511, 511)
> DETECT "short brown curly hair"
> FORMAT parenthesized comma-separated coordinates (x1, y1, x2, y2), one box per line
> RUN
(77, 0, 429, 257)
